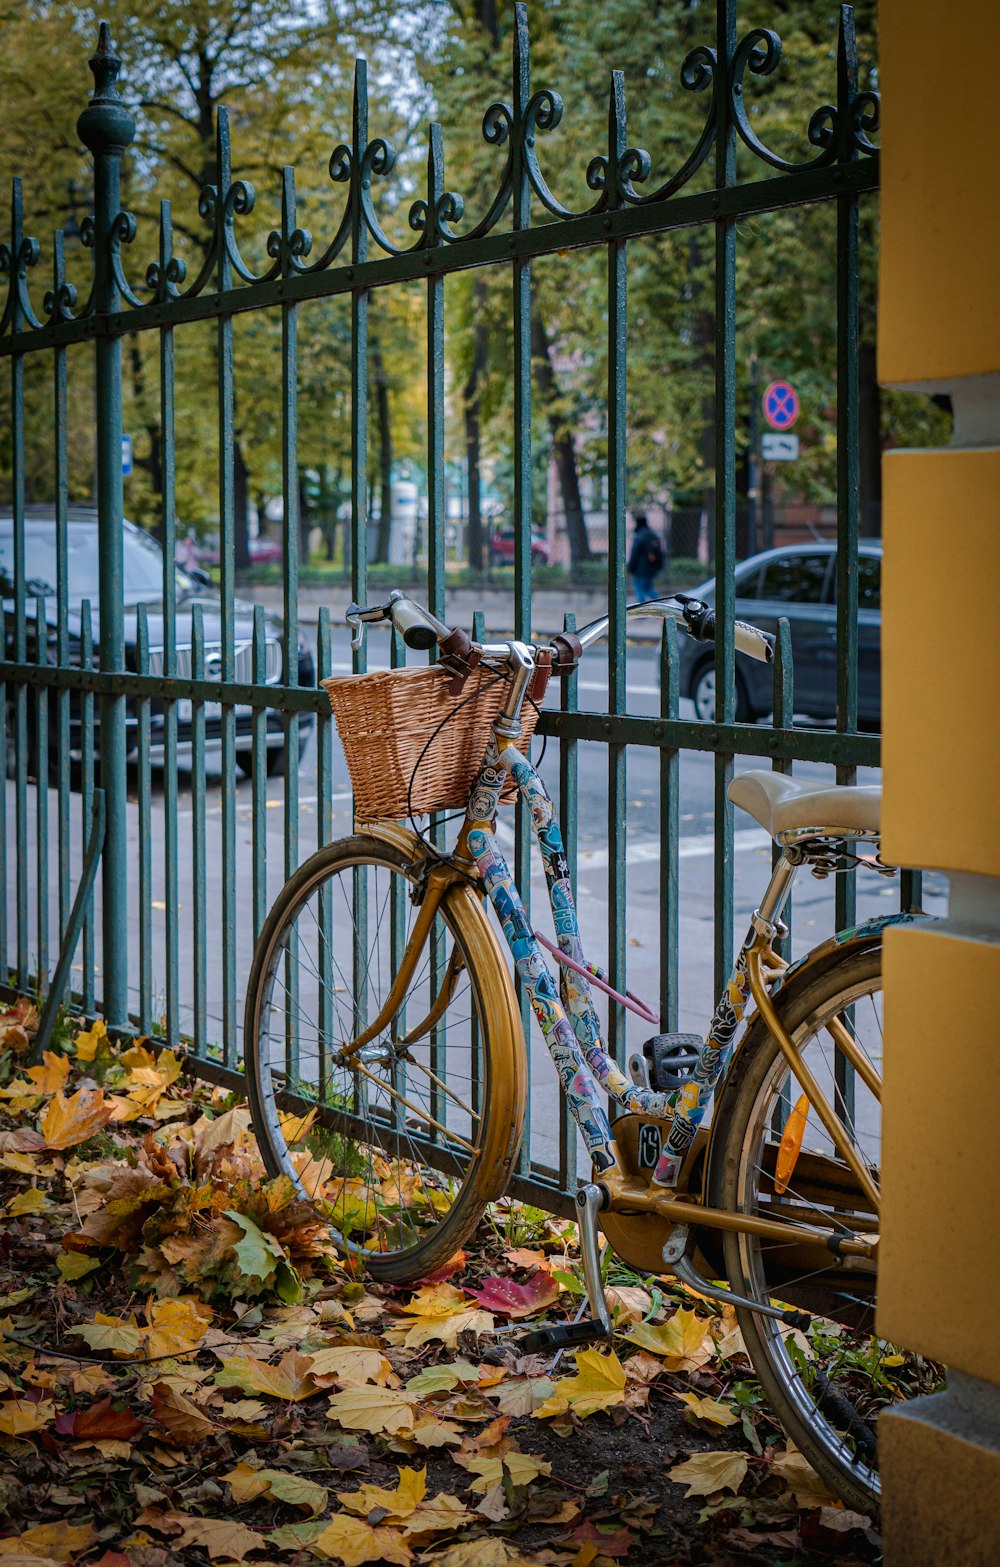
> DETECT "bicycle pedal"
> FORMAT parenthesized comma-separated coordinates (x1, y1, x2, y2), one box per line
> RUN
(518, 1319, 612, 1354)
(642, 1032, 703, 1093)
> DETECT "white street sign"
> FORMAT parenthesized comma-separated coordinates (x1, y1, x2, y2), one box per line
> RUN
(761, 432, 799, 461)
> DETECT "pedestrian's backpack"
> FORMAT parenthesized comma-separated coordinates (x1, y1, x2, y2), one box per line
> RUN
(645, 534, 664, 573)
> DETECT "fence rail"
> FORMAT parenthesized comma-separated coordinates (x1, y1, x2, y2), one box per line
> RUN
(0, 2, 885, 1209)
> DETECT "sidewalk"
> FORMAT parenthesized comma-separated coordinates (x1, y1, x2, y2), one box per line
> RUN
(239, 582, 668, 640)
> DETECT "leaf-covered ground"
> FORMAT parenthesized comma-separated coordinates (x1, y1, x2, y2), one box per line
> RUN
(0, 1004, 882, 1567)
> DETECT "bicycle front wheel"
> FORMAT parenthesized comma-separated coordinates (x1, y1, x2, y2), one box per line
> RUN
(244, 832, 526, 1282)
(707, 940, 938, 1515)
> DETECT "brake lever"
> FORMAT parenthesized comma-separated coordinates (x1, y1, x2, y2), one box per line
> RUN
(345, 601, 390, 652)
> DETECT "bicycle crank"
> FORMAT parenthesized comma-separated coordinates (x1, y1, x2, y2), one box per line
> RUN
(662, 1226, 811, 1331)
(518, 1184, 613, 1353)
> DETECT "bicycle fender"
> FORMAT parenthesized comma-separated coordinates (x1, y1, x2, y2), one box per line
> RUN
(772, 909, 931, 997)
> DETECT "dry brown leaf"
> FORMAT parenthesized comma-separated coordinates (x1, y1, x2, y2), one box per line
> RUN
(667, 1449, 749, 1498)
(771, 1446, 840, 1508)
(306, 1344, 393, 1387)
(0, 1522, 95, 1562)
(215, 1350, 320, 1402)
(150, 1382, 216, 1446)
(327, 1385, 419, 1435)
(171, 1513, 271, 1561)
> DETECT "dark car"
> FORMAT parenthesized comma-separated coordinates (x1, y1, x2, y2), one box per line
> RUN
(488, 526, 550, 567)
(677, 542, 882, 726)
(1, 512, 315, 778)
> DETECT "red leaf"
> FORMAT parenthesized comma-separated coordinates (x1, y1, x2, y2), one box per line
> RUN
(564, 1521, 636, 1557)
(56, 1397, 143, 1441)
(466, 1271, 561, 1318)
(415, 1250, 467, 1285)
(93, 1554, 133, 1567)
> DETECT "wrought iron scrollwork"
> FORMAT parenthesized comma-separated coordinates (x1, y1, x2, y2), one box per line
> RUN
(0, 1, 879, 345)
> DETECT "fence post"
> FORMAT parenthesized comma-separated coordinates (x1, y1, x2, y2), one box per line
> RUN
(76, 25, 135, 1028)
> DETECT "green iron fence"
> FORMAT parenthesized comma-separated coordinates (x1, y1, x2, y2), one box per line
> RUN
(0, 2, 903, 1211)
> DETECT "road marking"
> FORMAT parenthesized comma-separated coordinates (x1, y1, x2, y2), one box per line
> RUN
(490, 819, 769, 869)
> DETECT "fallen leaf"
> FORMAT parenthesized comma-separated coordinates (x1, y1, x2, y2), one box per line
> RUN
(170, 1514, 271, 1561)
(564, 1521, 635, 1558)
(676, 1391, 739, 1427)
(310, 1515, 412, 1565)
(0, 1399, 54, 1436)
(144, 1296, 212, 1359)
(56, 1253, 101, 1282)
(151, 1382, 217, 1446)
(72, 1316, 144, 1357)
(465, 1453, 552, 1492)
(307, 1344, 393, 1387)
(54, 1398, 142, 1441)
(6, 1188, 51, 1216)
(73, 1019, 108, 1061)
(397, 1283, 470, 1317)
(466, 1273, 560, 1319)
(771, 1446, 840, 1508)
(667, 1449, 749, 1498)
(0, 1522, 95, 1562)
(625, 1307, 713, 1370)
(38, 1087, 113, 1150)
(533, 1346, 627, 1420)
(224, 1461, 328, 1516)
(327, 1385, 419, 1435)
(215, 1350, 320, 1402)
(339, 1466, 426, 1521)
(385, 1308, 494, 1350)
(605, 1285, 652, 1323)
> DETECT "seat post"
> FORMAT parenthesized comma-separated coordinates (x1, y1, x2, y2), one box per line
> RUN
(756, 851, 797, 930)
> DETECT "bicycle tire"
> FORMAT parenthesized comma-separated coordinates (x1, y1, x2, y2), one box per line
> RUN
(244, 831, 527, 1283)
(706, 938, 925, 1515)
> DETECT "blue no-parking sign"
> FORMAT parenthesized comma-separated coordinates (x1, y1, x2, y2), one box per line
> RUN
(762, 380, 799, 431)
(121, 434, 133, 477)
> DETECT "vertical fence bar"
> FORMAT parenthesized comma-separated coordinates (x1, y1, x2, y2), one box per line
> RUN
(659, 619, 680, 1032)
(712, 0, 738, 1000)
(771, 618, 794, 961)
(137, 604, 152, 1033)
(0, 607, 5, 979)
(252, 606, 268, 945)
(280, 167, 301, 1086)
(316, 607, 333, 1104)
(512, 7, 533, 1168)
(157, 201, 180, 1050)
(191, 605, 207, 1055)
(77, 26, 135, 1029)
(53, 236, 71, 954)
(607, 73, 628, 1068)
(215, 110, 238, 1070)
(349, 64, 370, 1098)
(559, 612, 579, 1187)
(80, 601, 95, 1012)
(34, 594, 49, 990)
(835, 9, 860, 1123)
(9, 182, 29, 992)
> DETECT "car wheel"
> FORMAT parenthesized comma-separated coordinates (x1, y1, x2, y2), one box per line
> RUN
(691, 659, 753, 723)
(237, 727, 310, 779)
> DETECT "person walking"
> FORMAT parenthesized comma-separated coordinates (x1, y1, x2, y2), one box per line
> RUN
(627, 513, 664, 603)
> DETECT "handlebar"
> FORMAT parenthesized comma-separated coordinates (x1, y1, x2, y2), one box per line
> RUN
(345, 589, 775, 668)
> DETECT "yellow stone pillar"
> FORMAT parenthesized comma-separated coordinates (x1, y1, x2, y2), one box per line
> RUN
(879, 3, 1000, 1560)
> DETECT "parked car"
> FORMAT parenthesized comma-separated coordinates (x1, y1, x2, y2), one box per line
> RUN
(677, 542, 882, 726)
(1, 512, 315, 779)
(488, 526, 550, 567)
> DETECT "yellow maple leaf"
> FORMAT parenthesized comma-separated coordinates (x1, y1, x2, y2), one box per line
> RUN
(73, 1314, 144, 1357)
(215, 1350, 320, 1402)
(171, 1513, 271, 1562)
(27, 1052, 70, 1095)
(667, 1449, 748, 1498)
(144, 1297, 212, 1359)
(339, 1466, 426, 1522)
(0, 1520, 95, 1561)
(0, 1398, 55, 1436)
(6, 1187, 51, 1216)
(676, 1392, 739, 1427)
(401, 1495, 470, 1539)
(73, 1019, 107, 1061)
(465, 1453, 552, 1492)
(533, 1346, 627, 1420)
(38, 1087, 113, 1150)
(625, 1307, 714, 1370)
(771, 1446, 839, 1508)
(306, 1344, 393, 1387)
(398, 1283, 470, 1318)
(311, 1514, 412, 1566)
(278, 1105, 317, 1144)
(223, 1461, 328, 1516)
(326, 1384, 419, 1435)
(385, 1307, 494, 1351)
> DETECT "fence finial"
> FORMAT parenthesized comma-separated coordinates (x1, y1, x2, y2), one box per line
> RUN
(77, 22, 135, 155)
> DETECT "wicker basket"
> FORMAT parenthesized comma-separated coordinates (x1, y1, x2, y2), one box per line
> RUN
(322, 663, 539, 822)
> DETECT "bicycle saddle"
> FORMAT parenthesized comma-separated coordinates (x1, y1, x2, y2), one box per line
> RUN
(729, 769, 880, 840)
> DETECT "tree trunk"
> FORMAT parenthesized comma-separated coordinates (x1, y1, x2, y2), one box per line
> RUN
(531, 309, 591, 563)
(464, 278, 488, 571)
(233, 440, 250, 571)
(371, 339, 392, 565)
(858, 341, 882, 538)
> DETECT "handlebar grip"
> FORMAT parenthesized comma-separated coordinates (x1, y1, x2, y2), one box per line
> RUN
(390, 594, 441, 651)
(733, 619, 774, 664)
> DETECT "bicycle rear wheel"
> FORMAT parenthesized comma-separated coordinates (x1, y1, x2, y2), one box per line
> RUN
(244, 832, 526, 1282)
(707, 940, 939, 1515)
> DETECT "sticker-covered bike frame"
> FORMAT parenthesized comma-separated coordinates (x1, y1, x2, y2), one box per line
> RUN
(465, 734, 754, 1186)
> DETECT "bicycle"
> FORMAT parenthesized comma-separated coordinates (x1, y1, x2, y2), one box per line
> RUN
(244, 588, 931, 1514)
